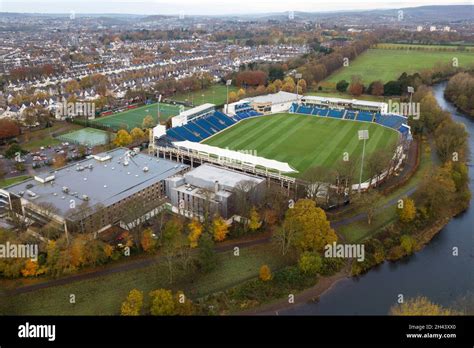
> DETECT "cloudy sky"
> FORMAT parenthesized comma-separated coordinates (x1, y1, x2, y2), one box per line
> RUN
(0, 0, 470, 15)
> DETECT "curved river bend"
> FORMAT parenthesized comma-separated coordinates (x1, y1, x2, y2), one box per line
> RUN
(284, 82, 474, 315)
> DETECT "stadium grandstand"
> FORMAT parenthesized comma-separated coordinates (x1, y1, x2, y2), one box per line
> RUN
(171, 103, 216, 128)
(289, 102, 411, 139)
(300, 95, 388, 114)
(227, 91, 298, 115)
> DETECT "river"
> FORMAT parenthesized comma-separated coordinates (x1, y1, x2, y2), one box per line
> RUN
(284, 82, 474, 315)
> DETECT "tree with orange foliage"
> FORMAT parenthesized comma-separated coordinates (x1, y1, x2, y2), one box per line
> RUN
(259, 265, 272, 281)
(21, 259, 38, 277)
(187, 218, 203, 248)
(212, 215, 229, 242)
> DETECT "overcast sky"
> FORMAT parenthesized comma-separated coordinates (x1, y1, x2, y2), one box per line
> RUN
(0, 0, 470, 15)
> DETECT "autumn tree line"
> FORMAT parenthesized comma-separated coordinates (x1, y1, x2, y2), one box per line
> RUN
(350, 83, 470, 276)
(445, 71, 474, 117)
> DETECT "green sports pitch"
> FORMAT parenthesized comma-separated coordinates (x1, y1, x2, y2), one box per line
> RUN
(203, 113, 400, 180)
(90, 103, 182, 131)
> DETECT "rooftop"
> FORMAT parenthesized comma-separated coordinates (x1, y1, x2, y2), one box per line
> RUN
(185, 164, 264, 191)
(301, 95, 387, 108)
(245, 91, 298, 104)
(178, 103, 215, 118)
(3, 148, 188, 217)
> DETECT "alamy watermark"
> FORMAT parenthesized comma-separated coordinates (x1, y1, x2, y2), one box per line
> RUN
(0, 242, 38, 261)
(388, 100, 420, 120)
(55, 101, 95, 119)
(324, 241, 365, 262)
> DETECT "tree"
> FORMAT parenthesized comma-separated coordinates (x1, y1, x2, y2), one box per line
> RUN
(21, 260, 39, 277)
(142, 115, 155, 129)
(237, 88, 246, 99)
(259, 265, 272, 281)
(348, 77, 364, 97)
(390, 296, 458, 315)
(212, 215, 229, 242)
(273, 225, 295, 256)
(366, 147, 395, 187)
(114, 129, 132, 147)
(353, 189, 382, 225)
(141, 228, 157, 253)
(414, 165, 456, 218)
(248, 207, 262, 232)
(283, 199, 337, 253)
(336, 80, 349, 93)
(65, 80, 80, 94)
(369, 80, 384, 96)
(228, 91, 238, 103)
(161, 218, 184, 284)
(130, 127, 145, 141)
(149, 289, 175, 315)
(121, 289, 144, 316)
(187, 218, 203, 248)
(301, 166, 332, 203)
(434, 119, 468, 163)
(397, 198, 416, 223)
(197, 232, 217, 273)
(400, 235, 417, 254)
(298, 252, 322, 275)
(53, 153, 67, 169)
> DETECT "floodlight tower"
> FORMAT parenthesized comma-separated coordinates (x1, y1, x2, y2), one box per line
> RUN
(295, 73, 302, 101)
(407, 86, 414, 116)
(358, 129, 369, 194)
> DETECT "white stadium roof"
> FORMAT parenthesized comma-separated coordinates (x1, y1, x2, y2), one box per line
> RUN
(301, 95, 387, 108)
(173, 141, 298, 173)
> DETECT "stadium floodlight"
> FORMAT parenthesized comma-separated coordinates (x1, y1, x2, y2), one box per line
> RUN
(407, 86, 414, 115)
(226, 79, 232, 114)
(295, 73, 303, 100)
(157, 94, 162, 121)
(358, 130, 369, 193)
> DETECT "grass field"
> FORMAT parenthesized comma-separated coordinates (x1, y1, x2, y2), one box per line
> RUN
(375, 43, 474, 52)
(172, 84, 238, 106)
(0, 175, 30, 188)
(55, 128, 113, 147)
(0, 243, 287, 315)
(326, 48, 474, 83)
(90, 103, 182, 131)
(204, 113, 399, 180)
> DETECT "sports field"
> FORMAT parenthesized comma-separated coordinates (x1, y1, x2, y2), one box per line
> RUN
(204, 113, 399, 180)
(56, 128, 113, 147)
(326, 48, 474, 83)
(172, 84, 238, 106)
(90, 103, 182, 131)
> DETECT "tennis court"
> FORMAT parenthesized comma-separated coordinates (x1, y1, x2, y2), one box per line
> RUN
(90, 103, 183, 131)
(56, 128, 113, 147)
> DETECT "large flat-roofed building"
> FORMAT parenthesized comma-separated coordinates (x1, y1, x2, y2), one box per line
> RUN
(165, 164, 265, 219)
(0, 148, 188, 237)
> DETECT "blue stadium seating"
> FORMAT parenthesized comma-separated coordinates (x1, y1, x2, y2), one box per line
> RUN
(345, 111, 357, 120)
(376, 114, 407, 130)
(328, 109, 344, 119)
(357, 111, 374, 122)
(166, 128, 185, 141)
